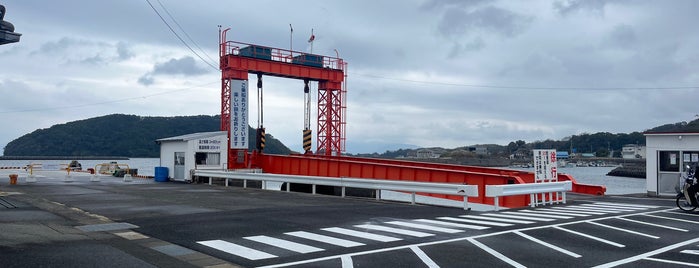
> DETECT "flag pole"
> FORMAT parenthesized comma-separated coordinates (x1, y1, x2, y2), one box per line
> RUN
(289, 24, 293, 52)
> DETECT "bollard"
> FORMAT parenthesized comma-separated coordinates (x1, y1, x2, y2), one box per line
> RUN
(123, 174, 133, 182)
(9, 174, 18, 185)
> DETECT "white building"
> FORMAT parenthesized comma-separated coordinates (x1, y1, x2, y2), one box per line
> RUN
(622, 144, 646, 159)
(156, 131, 228, 182)
(645, 132, 699, 196)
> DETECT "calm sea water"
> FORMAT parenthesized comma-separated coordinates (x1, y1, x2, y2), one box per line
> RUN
(0, 159, 646, 195)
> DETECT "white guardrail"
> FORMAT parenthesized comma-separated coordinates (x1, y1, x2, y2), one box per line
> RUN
(193, 170, 479, 210)
(485, 181, 573, 211)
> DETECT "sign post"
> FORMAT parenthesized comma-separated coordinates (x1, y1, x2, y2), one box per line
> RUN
(533, 149, 558, 206)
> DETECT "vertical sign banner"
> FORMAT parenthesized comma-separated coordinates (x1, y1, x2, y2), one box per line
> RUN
(230, 79, 249, 149)
(533, 149, 558, 182)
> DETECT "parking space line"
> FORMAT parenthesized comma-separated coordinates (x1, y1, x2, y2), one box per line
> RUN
(466, 238, 526, 268)
(244, 235, 324, 253)
(437, 217, 513, 227)
(644, 257, 699, 267)
(197, 239, 277, 260)
(525, 209, 592, 217)
(414, 219, 490, 230)
(323, 227, 402, 242)
(410, 246, 440, 268)
(593, 202, 660, 209)
(579, 204, 638, 211)
(645, 214, 699, 224)
(341, 255, 353, 268)
(285, 231, 365, 248)
(592, 237, 699, 268)
(502, 211, 572, 219)
(356, 224, 434, 237)
(553, 226, 625, 248)
(513, 231, 581, 258)
(538, 207, 607, 215)
(481, 213, 556, 222)
(664, 211, 699, 217)
(459, 215, 535, 224)
(681, 249, 699, 255)
(618, 218, 689, 232)
(586, 221, 659, 239)
(387, 221, 465, 233)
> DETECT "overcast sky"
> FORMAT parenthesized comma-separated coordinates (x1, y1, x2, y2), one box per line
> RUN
(1, 0, 698, 155)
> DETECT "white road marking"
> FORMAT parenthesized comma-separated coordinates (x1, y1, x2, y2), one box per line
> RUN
(244, 235, 324, 253)
(565, 206, 628, 213)
(526, 209, 592, 217)
(593, 202, 660, 209)
(664, 211, 699, 217)
(645, 214, 699, 224)
(386, 221, 464, 233)
(356, 224, 434, 237)
(459, 215, 535, 224)
(681, 249, 699, 255)
(513, 231, 581, 258)
(541, 207, 607, 215)
(410, 246, 440, 268)
(341, 255, 353, 268)
(466, 238, 526, 268)
(644, 257, 699, 267)
(197, 239, 277, 260)
(592, 237, 699, 268)
(481, 213, 555, 222)
(322, 227, 402, 242)
(502, 211, 572, 219)
(618, 217, 689, 232)
(579, 204, 638, 211)
(414, 219, 490, 230)
(586, 221, 659, 239)
(553, 226, 625, 248)
(285, 231, 365, 248)
(437, 217, 513, 227)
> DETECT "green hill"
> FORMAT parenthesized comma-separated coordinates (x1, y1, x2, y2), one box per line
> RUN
(3, 114, 292, 157)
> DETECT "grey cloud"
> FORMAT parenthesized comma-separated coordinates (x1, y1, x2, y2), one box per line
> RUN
(606, 24, 637, 49)
(116, 42, 134, 60)
(137, 75, 155, 86)
(420, 0, 491, 11)
(553, 0, 616, 16)
(138, 56, 210, 86)
(31, 37, 136, 65)
(447, 38, 485, 58)
(437, 6, 533, 39)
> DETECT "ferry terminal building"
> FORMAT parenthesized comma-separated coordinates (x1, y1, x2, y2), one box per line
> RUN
(645, 132, 699, 196)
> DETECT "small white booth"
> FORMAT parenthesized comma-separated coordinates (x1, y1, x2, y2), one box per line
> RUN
(645, 132, 699, 196)
(156, 131, 228, 182)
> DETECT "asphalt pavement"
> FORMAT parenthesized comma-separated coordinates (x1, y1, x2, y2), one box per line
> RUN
(1, 170, 698, 268)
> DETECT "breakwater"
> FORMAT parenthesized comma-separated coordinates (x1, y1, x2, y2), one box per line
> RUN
(607, 163, 646, 179)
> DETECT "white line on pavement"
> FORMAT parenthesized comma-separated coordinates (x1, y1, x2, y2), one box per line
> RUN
(514, 231, 581, 258)
(553, 226, 625, 248)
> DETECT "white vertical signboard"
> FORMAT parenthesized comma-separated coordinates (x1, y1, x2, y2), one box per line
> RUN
(533, 149, 558, 182)
(533, 149, 558, 206)
(230, 79, 249, 149)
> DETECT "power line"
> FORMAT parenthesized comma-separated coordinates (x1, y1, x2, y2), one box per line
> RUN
(154, 0, 218, 65)
(144, 0, 219, 71)
(351, 72, 699, 91)
(0, 82, 218, 114)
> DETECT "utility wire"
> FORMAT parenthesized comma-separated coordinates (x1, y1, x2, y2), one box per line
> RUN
(144, 0, 219, 71)
(0, 82, 218, 114)
(351, 72, 699, 91)
(154, 0, 218, 65)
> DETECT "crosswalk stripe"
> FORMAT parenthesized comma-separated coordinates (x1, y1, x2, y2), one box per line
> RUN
(481, 213, 555, 222)
(322, 227, 402, 242)
(501, 211, 572, 219)
(593, 202, 659, 209)
(459, 215, 535, 224)
(437, 217, 513, 227)
(197, 239, 277, 260)
(542, 207, 607, 215)
(681, 249, 699, 255)
(356, 224, 434, 237)
(386, 221, 464, 233)
(582, 203, 642, 210)
(525, 209, 592, 217)
(285, 231, 365, 248)
(244, 235, 324, 253)
(414, 219, 490, 230)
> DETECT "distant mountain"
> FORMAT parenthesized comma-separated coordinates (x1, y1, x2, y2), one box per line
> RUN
(3, 114, 291, 157)
(344, 141, 420, 154)
(645, 118, 699, 133)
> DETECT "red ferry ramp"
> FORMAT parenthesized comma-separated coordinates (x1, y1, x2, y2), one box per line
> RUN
(253, 154, 606, 209)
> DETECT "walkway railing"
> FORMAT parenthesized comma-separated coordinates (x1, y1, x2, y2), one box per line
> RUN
(486, 181, 572, 211)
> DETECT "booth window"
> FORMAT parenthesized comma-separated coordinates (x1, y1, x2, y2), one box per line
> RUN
(659, 151, 680, 172)
(196, 152, 220, 165)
